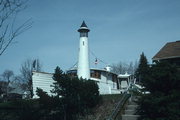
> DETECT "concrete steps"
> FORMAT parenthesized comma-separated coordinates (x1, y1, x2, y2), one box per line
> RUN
(124, 110, 135, 115)
(122, 98, 139, 120)
(122, 115, 139, 120)
(126, 105, 138, 111)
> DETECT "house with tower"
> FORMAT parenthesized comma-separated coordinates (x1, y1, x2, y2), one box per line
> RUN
(32, 21, 131, 98)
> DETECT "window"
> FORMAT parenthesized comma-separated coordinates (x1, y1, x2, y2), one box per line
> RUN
(90, 70, 101, 79)
(67, 70, 77, 77)
(80, 32, 88, 37)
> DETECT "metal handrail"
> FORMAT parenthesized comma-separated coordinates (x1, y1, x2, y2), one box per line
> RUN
(107, 93, 130, 120)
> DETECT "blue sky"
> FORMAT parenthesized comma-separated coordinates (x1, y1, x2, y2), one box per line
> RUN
(1, 0, 180, 74)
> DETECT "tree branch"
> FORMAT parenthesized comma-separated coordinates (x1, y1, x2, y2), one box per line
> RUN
(0, 0, 31, 56)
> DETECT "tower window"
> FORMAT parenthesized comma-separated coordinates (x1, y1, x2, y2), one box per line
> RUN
(83, 41, 84, 46)
(80, 32, 88, 37)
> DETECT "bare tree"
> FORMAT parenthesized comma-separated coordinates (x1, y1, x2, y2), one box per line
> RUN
(112, 61, 138, 75)
(1, 69, 14, 96)
(20, 58, 42, 98)
(133, 60, 138, 74)
(0, 81, 8, 96)
(0, 0, 32, 56)
(127, 62, 134, 74)
(14, 75, 23, 83)
(112, 62, 128, 74)
(2, 69, 14, 83)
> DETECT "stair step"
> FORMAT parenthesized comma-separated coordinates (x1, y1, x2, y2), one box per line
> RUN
(122, 115, 139, 120)
(125, 110, 136, 115)
(126, 105, 138, 110)
(129, 101, 137, 105)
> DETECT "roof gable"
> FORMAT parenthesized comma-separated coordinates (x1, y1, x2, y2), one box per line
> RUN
(153, 41, 180, 60)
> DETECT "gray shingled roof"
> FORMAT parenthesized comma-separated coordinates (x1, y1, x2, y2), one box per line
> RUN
(152, 41, 180, 60)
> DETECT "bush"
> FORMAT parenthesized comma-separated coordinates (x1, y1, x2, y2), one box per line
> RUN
(36, 66, 101, 120)
(138, 61, 180, 120)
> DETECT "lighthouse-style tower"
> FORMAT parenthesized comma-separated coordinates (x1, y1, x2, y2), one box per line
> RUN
(77, 21, 90, 79)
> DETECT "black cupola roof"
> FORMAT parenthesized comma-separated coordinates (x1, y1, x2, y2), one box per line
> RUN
(78, 21, 90, 32)
(80, 21, 88, 27)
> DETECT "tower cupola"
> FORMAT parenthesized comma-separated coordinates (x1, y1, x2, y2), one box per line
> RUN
(78, 21, 90, 37)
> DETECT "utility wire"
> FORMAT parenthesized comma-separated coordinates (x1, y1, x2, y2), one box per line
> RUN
(89, 49, 108, 65)
(68, 61, 78, 70)
(68, 49, 108, 71)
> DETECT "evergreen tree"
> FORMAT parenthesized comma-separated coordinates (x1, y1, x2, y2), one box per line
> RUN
(138, 61, 180, 120)
(51, 66, 100, 119)
(36, 66, 100, 120)
(135, 52, 150, 83)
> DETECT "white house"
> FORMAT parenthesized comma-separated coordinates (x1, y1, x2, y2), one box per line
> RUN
(32, 21, 132, 98)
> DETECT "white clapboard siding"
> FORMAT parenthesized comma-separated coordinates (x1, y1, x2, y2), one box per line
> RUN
(32, 72, 54, 98)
